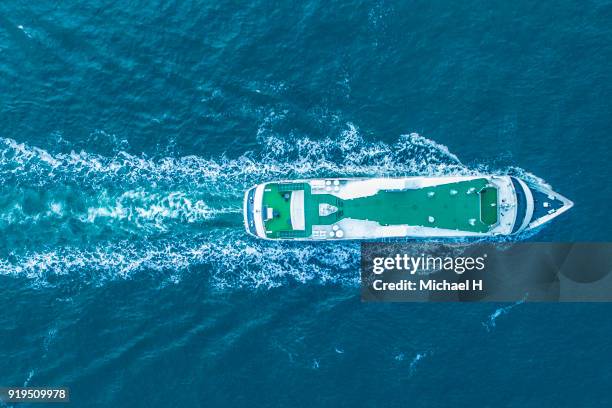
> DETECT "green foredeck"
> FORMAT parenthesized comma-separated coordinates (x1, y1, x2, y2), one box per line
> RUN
(262, 179, 498, 238)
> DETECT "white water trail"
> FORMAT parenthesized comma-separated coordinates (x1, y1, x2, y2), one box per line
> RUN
(0, 123, 552, 289)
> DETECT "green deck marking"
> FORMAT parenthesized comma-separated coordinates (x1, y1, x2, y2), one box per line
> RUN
(262, 184, 293, 236)
(339, 179, 495, 232)
(479, 186, 498, 225)
(262, 178, 498, 238)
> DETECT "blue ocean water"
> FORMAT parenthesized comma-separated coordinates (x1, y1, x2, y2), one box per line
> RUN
(1, 1, 612, 406)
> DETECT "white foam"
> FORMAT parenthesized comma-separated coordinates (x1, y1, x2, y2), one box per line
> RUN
(23, 369, 34, 387)
(83, 190, 238, 230)
(0, 125, 554, 289)
(0, 230, 361, 289)
(409, 351, 429, 373)
(0, 123, 473, 192)
(483, 296, 527, 332)
(49, 202, 63, 216)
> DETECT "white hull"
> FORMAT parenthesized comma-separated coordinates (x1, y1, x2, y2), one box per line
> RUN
(243, 175, 573, 241)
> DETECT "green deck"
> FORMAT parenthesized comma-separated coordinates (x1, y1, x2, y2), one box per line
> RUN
(262, 179, 498, 238)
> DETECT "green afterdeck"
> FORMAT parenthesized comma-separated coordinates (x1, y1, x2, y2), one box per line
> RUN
(262, 179, 498, 238)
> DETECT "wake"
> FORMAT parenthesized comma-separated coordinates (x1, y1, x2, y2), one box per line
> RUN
(0, 123, 549, 289)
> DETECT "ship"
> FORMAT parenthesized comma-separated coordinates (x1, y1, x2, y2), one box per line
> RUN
(243, 176, 573, 240)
